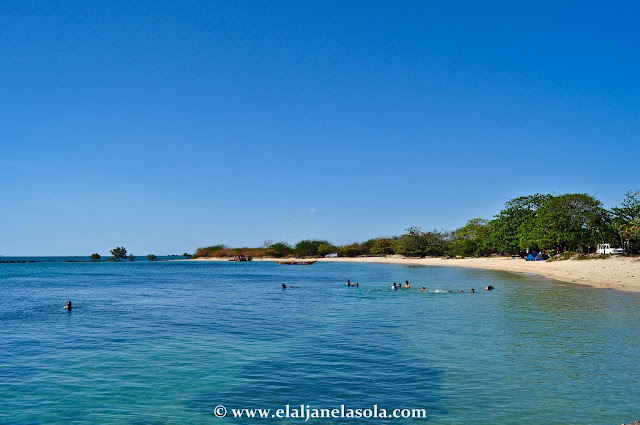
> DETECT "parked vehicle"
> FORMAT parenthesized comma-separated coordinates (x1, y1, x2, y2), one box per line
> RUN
(596, 244, 624, 255)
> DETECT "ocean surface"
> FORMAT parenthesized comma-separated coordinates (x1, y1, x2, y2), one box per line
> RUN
(1, 260, 640, 424)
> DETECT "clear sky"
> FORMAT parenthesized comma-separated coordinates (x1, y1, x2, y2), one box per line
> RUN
(1, 1, 639, 256)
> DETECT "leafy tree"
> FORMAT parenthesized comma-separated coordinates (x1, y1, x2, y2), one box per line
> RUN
(452, 218, 490, 256)
(267, 242, 293, 257)
(369, 238, 396, 255)
(128, 254, 135, 261)
(90, 253, 101, 262)
(110, 247, 127, 261)
(612, 189, 640, 222)
(527, 194, 609, 252)
(317, 242, 337, 256)
(338, 242, 368, 257)
(395, 227, 427, 257)
(294, 240, 326, 257)
(147, 254, 157, 261)
(422, 230, 450, 256)
(612, 189, 640, 252)
(182, 252, 192, 259)
(489, 194, 551, 253)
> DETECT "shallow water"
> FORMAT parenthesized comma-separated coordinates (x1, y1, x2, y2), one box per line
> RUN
(1, 261, 639, 424)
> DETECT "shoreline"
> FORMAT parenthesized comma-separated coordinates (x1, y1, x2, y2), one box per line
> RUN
(188, 255, 640, 292)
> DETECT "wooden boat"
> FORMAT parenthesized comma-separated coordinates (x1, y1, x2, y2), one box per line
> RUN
(275, 260, 317, 265)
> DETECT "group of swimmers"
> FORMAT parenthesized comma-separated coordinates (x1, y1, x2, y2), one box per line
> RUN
(457, 285, 494, 293)
(391, 281, 411, 290)
(387, 280, 496, 293)
(282, 280, 495, 292)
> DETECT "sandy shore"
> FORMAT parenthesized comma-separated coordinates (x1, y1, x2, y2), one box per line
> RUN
(190, 255, 640, 292)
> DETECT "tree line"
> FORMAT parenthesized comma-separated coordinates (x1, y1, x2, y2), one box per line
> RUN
(88, 248, 193, 261)
(194, 190, 640, 259)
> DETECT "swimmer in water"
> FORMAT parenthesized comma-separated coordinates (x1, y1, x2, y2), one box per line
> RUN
(282, 283, 287, 289)
(356, 282, 359, 287)
(346, 280, 351, 286)
(64, 301, 72, 310)
(405, 280, 410, 288)
(392, 282, 397, 290)
(420, 287, 426, 292)
(486, 285, 494, 291)
(471, 288, 475, 293)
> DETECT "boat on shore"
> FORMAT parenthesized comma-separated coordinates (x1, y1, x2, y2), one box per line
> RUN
(275, 260, 317, 265)
(229, 255, 252, 262)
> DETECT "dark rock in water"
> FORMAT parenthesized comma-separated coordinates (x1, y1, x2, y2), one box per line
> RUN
(621, 421, 640, 425)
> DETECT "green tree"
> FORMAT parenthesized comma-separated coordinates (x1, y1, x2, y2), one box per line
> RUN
(612, 189, 640, 251)
(267, 242, 293, 257)
(110, 247, 127, 261)
(182, 252, 192, 259)
(527, 194, 609, 252)
(488, 194, 551, 253)
(612, 189, 640, 223)
(128, 253, 135, 261)
(317, 242, 337, 256)
(147, 254, 157, 261)
(395, 227, 426, 257)
(90, 253, 101, 262)
(452, 218, 490, 256)
(338, 242, 367, 257)
(294, 240, 326, 257)
(369, 238, 396, 255)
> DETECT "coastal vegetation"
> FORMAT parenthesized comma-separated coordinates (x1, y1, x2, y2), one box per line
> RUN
(90, 253, 101, 262)
(110, 247, 127, 261)
(194, 190, 640, 259)
(147, 254, 157, 261)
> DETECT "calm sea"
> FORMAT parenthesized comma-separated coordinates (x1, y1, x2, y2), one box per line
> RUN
(1, 260, 639, 424)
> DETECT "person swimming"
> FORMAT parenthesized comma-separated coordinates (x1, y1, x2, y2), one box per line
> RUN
(471, 288, 475, 293)
(392, 282, 398, 290)
(64, 301, 72, 310)
(346, 280, 351, 286)
(420, 287, 426, 292)
(405, 280, 410, 288)
(486, 285, 494, 291)
(355, 282, 359, 287)
(282, 283, 287, 289)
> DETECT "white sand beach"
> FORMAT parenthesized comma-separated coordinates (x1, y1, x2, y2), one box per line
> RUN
(191, 255, 640, 291)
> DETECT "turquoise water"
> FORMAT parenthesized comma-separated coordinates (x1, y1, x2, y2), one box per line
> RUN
(1, 261, 640, 424)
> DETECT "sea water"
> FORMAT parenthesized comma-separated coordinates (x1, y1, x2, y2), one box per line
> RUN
(1, 260, 639, 424)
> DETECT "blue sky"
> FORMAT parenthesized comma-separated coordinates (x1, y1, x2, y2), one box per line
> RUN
(1, 1, 639, 255)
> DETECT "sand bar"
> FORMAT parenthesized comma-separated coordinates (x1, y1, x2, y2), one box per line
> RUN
(190, 255, 640, 292)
